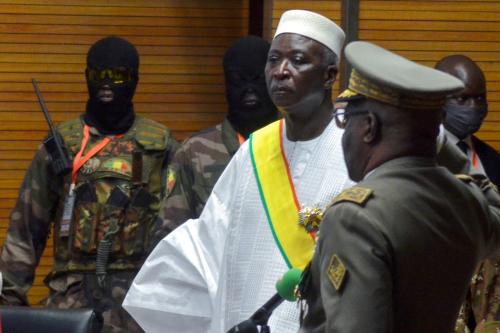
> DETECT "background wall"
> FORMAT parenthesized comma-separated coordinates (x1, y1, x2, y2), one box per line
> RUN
(358, 0, 500, 151)
(0, 0, 498, 305)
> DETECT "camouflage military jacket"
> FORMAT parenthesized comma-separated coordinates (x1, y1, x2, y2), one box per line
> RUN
(0, 116, 177, 332)
(456, 252, 500, 333)
(156, 118, 240, 236)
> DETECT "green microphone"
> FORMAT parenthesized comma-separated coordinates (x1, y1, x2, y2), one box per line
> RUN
(275, 267, 303, 301)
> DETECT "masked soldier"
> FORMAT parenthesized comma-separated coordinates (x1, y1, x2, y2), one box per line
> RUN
(156, 36, 279, 236)
(0, 36, 177, 332)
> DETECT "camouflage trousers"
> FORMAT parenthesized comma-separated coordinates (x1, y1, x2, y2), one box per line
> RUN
(44, 272, 143, 333)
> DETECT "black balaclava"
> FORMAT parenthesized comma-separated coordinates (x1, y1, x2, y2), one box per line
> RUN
(223, 36, 278, 138)
(85, 36, 139, 135)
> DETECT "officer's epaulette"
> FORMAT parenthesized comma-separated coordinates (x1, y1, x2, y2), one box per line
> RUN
(329, 187, 373, 208)
(135, 116, 172, 151)
(455, 174, 473, 183)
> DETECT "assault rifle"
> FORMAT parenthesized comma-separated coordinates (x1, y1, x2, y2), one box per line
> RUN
(32, 79, 72, 176)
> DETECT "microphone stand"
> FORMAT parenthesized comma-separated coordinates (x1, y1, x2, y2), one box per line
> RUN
(226, 268, 302, 333)
(226, 294, 282, 333)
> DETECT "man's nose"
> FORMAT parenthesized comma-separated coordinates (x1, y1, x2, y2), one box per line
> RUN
(274, 60, 291, 80)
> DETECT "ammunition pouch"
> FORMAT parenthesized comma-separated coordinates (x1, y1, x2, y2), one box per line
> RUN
(53, 117, 172, 273)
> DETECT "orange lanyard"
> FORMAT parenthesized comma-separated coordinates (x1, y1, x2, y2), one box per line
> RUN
(71, 125, 121, 186)
(471, 147, 479, 168)
(237, 133, 245, 145)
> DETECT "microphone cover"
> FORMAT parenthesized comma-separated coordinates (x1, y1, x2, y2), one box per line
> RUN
(275, 268, 302, 301)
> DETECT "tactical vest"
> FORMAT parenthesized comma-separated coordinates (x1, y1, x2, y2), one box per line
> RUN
(51, 116, 173, 274)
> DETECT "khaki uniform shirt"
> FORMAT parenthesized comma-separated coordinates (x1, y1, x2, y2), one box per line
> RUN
(156, 118, 241, 235)
(301, 157, 500, 333)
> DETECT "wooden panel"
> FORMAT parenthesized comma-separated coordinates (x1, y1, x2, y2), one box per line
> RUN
(269, 0, 342, 36)
(359, 0, 500, 152)
(0, 0, 249, 306)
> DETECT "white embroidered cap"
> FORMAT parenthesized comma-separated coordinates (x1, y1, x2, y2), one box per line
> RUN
(274, 10, 346, 64)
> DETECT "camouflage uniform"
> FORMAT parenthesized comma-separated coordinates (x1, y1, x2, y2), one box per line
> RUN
(156, 118, 240, 236)
(0, 116, 177, 333)
(456, 252, 500, 333)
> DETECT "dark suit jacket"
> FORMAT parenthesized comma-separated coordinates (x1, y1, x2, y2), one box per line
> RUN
(301, 157, 500, 333)
(472, 135, 500, 187)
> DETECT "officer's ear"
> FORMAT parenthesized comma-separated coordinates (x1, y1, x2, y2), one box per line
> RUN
(363, 112, 380, 144)
(323, 64, 338, 89)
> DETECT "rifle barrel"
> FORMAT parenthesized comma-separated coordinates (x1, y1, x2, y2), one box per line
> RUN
(32, 79, 57, 134)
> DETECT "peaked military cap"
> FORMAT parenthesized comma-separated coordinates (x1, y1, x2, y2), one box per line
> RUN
(337, 41, 465, 110)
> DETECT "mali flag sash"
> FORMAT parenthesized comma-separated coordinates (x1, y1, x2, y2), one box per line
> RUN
(249, 119, 315, 270)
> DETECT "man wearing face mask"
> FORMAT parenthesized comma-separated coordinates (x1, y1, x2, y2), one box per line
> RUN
(436, 55, 500, 187)
(154, 36, 279, 237)
(437, 56, 500, 333)
(0, 36, 177, 332)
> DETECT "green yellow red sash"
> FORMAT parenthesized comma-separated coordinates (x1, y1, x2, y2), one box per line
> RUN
(249, 119, 315, 270)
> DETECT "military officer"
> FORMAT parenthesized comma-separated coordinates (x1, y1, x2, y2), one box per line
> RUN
(0, 36, 178, 332)
(299, 41, 500, 333)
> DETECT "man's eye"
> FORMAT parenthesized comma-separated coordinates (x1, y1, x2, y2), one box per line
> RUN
(292, 56, 306, 65)
(267, 55, 279, 63)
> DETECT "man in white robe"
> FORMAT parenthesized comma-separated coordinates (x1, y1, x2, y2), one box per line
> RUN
(123, 10, 349, 333)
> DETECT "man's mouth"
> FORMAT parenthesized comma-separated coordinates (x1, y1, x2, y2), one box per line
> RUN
(98, 88, 114, 103)
(242, 91, 260, 107)
(272, 86, 293, 95)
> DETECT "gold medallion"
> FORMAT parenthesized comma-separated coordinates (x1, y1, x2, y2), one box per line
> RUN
(298, 205, 323, 234)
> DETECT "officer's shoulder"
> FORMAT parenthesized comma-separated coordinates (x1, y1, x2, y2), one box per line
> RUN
(328, 186, 374, 209)
(135, 116, 173, 151)
(183, 125, 221, 148)
(57, 117, 82, 134)
(191, 124, 220, 139)
(56, 117, 83, 149)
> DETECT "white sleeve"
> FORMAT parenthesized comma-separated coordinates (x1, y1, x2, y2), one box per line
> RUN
(123, 147, 244, 333)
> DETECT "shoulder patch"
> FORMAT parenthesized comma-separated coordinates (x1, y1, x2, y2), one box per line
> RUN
(327, 254, 347, 292)
(166, 167, 176, 194)
(330, 187, 373, 207)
